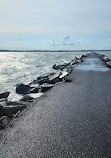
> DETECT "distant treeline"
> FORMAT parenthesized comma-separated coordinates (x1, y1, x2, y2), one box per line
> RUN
(0, 50, 111, 52)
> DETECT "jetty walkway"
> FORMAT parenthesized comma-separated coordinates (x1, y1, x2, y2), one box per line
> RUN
(0, 53, 111, 158)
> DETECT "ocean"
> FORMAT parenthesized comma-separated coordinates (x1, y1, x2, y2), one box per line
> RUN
(0, 51, 111, 101)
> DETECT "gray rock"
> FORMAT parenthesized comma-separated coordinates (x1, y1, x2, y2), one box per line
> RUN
(106, 61, 111, 68)
(40, 83, 54, 92)
(52, 63, 70, 70)
(0, 106, 4, 118)
(29, 72, 61, 85)
(59, 71, 69, 79)
(3, 105, 27, 118)
(64, 76, 72, 82)
(16, 83, 31, 95)
(28, 87, 39, 94)
(20, 93, 43, 102)
(0, 91, 10, 99)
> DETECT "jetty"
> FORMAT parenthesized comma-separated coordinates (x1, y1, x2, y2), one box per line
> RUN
(0, 52, 111, 158)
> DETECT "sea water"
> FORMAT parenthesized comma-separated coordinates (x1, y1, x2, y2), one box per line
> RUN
(0, 51, 111, 100)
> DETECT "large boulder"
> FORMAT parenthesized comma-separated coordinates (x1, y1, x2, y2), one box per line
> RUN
(29, 73, 55, 85)
(0, 92, 10, 99)
(16, 83, 31, 95)
(106, 61, 111, 68)
(28, 87, 39, 94)
(52, 63, 70, 70)
(59, 71, 69, 79)
(20, 93, 43, 102)
(30, 72, 61, 85)
(3, 105, 27, 118)
(40, 83, 54, 92)
(0, 106, 4, 118)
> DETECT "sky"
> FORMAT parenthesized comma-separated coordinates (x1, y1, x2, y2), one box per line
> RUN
(0, 0, 111, 50)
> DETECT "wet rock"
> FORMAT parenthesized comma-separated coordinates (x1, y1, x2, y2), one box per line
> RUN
(0, 116, 11, 130)
(20, 93, 43, 102)
(0, 92, 10, 99)
(40, 83, 54, 92)
(16, 83, 31, 95)
(3, 105, 27, 118)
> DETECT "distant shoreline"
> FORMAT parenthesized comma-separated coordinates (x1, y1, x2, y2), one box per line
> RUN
(0, 50, 111, 52)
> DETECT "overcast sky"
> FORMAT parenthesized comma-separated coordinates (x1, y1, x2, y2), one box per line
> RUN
(0, 0, 111, 50)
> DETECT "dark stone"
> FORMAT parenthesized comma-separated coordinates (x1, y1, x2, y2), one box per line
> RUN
(20, 95, 34, 102)
(0, 92, 10, 99)
(4, 105, 27, 118)
(28, 88, 39, 94)
(16, 83, 31, 95)
(52, 63, 70, 70)
(40, 83, 54, 92)
(80, 55, 85, 59)
(20, 93, 43, 102)
(29, 73, 55, 85)
(0, 106, 4, 118)
(6, 101, 25, 106)
(29, 72, 61, 85)
(64, 77, 72, 82)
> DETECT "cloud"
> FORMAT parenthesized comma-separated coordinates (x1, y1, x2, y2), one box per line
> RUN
(48, 35, 74, 46)
(106, 25, 111, 31)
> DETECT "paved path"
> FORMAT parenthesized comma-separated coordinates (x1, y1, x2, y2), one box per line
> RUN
(1, 53, 111, 158)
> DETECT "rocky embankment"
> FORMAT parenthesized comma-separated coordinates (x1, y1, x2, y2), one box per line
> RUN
(0, 52, 110, 130)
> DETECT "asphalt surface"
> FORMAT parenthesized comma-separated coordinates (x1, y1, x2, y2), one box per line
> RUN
(1, 53, 111, 158)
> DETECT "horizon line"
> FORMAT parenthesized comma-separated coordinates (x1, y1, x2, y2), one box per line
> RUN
(0, 49, 111, 52)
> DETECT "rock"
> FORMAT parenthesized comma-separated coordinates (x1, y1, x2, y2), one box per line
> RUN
(3, 105, 27, 118)
(29, 72, 61, 85)
(103, 56, 110, 62)
(64, 77, 72, 82)
(6, 101, 25, 106)
(80, 55, 85, 59)
(0, 99, 6, 106)
(30, 84, 39, 88)
(16, 83, 31, 95)
(0, 116, 11, 130)
(0, 106, 4, 118)
(48, 71, 61, 84)
(28, 87, 39, 94)
(0, 92, 10, 99)
(40, 83, 54, 92)
(65, 65, 73, 73)
(52, 63, 70, 70)
(106, 61, 111, 68)
(59, 71, 69, 79)
(70, 57, 79, 65)
(29, 73, 55, 85)
(20, 93, 43, 102)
